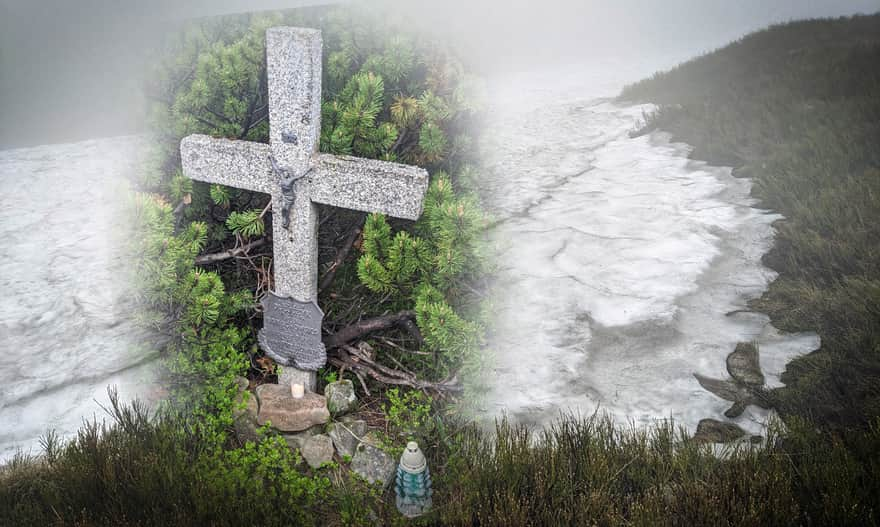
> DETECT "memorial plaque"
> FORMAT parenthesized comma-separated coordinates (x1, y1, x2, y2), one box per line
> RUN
(258, 292, 326, 370)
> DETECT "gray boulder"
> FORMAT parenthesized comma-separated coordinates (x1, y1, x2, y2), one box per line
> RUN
(282, 427, 320, 451)
(327, 419, 368, 458)
(694, 342, 772, 418)
(692, 419, 746, 444)
(727, 342, 765, 387)
(351, 444, 396, 486)
(325, 380, 358, 416)
(301, 434, 335, 469)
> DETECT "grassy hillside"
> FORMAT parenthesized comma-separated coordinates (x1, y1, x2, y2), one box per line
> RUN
(621, 14, 880, 435)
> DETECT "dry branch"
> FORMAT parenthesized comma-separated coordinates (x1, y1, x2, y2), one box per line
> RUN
(194, 238, 267, 265)
(323, 310, 416, 349)
(328, 344, 461, 393)
(319, 223, 363, 293)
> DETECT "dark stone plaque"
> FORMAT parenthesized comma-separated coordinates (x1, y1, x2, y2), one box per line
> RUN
(258, 292, 326, 370)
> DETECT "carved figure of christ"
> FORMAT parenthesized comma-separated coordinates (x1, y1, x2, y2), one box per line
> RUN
(180, 27, 429, 388)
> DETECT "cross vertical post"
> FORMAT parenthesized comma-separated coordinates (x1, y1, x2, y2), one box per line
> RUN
(266, 27, 322, 304)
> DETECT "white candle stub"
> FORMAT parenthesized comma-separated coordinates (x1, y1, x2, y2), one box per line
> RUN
(291, 383, 305, 399)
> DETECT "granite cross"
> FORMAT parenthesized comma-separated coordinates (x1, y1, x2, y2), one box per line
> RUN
(179, 27, 429, 389)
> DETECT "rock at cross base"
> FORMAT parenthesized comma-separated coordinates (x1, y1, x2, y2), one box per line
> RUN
(233, 394, 259, 443)
(351, 444, 396, 486)
(327, 419, 368, 458)
(255, 383, 329, 432)
(300, 434, 335, 469)
(325, 379, 358, 416)
(283, 427, 320, 451)
(179, 26, 430, 387)
(232, 376, 259, 443)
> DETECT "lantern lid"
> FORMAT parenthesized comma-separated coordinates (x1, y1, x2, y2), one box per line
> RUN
(399, 441, 427, 474)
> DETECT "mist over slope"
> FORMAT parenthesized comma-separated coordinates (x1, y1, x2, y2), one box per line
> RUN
(621, 13, 880, 433)
(2, 0, 878, 148)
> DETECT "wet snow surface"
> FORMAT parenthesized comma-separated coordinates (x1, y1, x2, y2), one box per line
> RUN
(0, 136, 159, 462)
(481, 69, 819, 435)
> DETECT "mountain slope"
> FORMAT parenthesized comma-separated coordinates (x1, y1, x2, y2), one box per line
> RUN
(620, 14, 880, 433)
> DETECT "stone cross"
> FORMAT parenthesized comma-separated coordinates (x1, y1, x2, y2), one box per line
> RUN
(180, 27, 429, 389)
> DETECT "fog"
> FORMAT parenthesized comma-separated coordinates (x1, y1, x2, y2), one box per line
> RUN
(0, 0, 876, 148)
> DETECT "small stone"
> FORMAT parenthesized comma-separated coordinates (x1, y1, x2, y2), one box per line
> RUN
(234, 375, 250, 391)
(282, 427, 320, 451)
(232, 386, 259, 443)
(327, 419, 367, 458)
(325, 380, 358, 415)
(351, 444, 396, 486)
(723, 400, 747, 418)
(301, 434, 335, 469)
(692, 419, 746, 444)
(255, 383, 329, 432)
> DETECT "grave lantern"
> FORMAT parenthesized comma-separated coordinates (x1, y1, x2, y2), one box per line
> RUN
(395, 441, 432, 517)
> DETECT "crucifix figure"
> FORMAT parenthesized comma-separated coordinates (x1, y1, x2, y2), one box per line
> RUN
(180, 27, 429, 390)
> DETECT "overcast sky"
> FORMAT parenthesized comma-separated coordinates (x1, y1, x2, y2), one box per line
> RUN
(1, 0, 877, 148)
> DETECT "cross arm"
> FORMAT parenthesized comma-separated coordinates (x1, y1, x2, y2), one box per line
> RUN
(180, 134, 275, 194)
(309, 153, 430, 220)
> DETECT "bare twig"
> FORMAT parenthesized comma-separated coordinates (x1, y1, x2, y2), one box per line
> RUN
(194, 238, 267, 265)
(258, 200, 272, 220)
(328, 346, 462, 393)
(172, 197, 189, 230)
(319, 224, 363, 294)
(353, 370, 371, 396)
(378, 337, 433, 356)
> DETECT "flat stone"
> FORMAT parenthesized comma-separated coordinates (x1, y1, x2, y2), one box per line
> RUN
(327, 419, 367, 458)
(301, 434, 335, 469)
(693, 373, 749, 402)
(325, 380, 358, 416)
(351, 444, 396, 486)
(692, 419, 746, 444)
(727, 342, 765, 387)
(255, 383, 329, 432)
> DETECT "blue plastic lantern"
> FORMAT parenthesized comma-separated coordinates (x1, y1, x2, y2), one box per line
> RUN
(395, 441, 432, 517)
